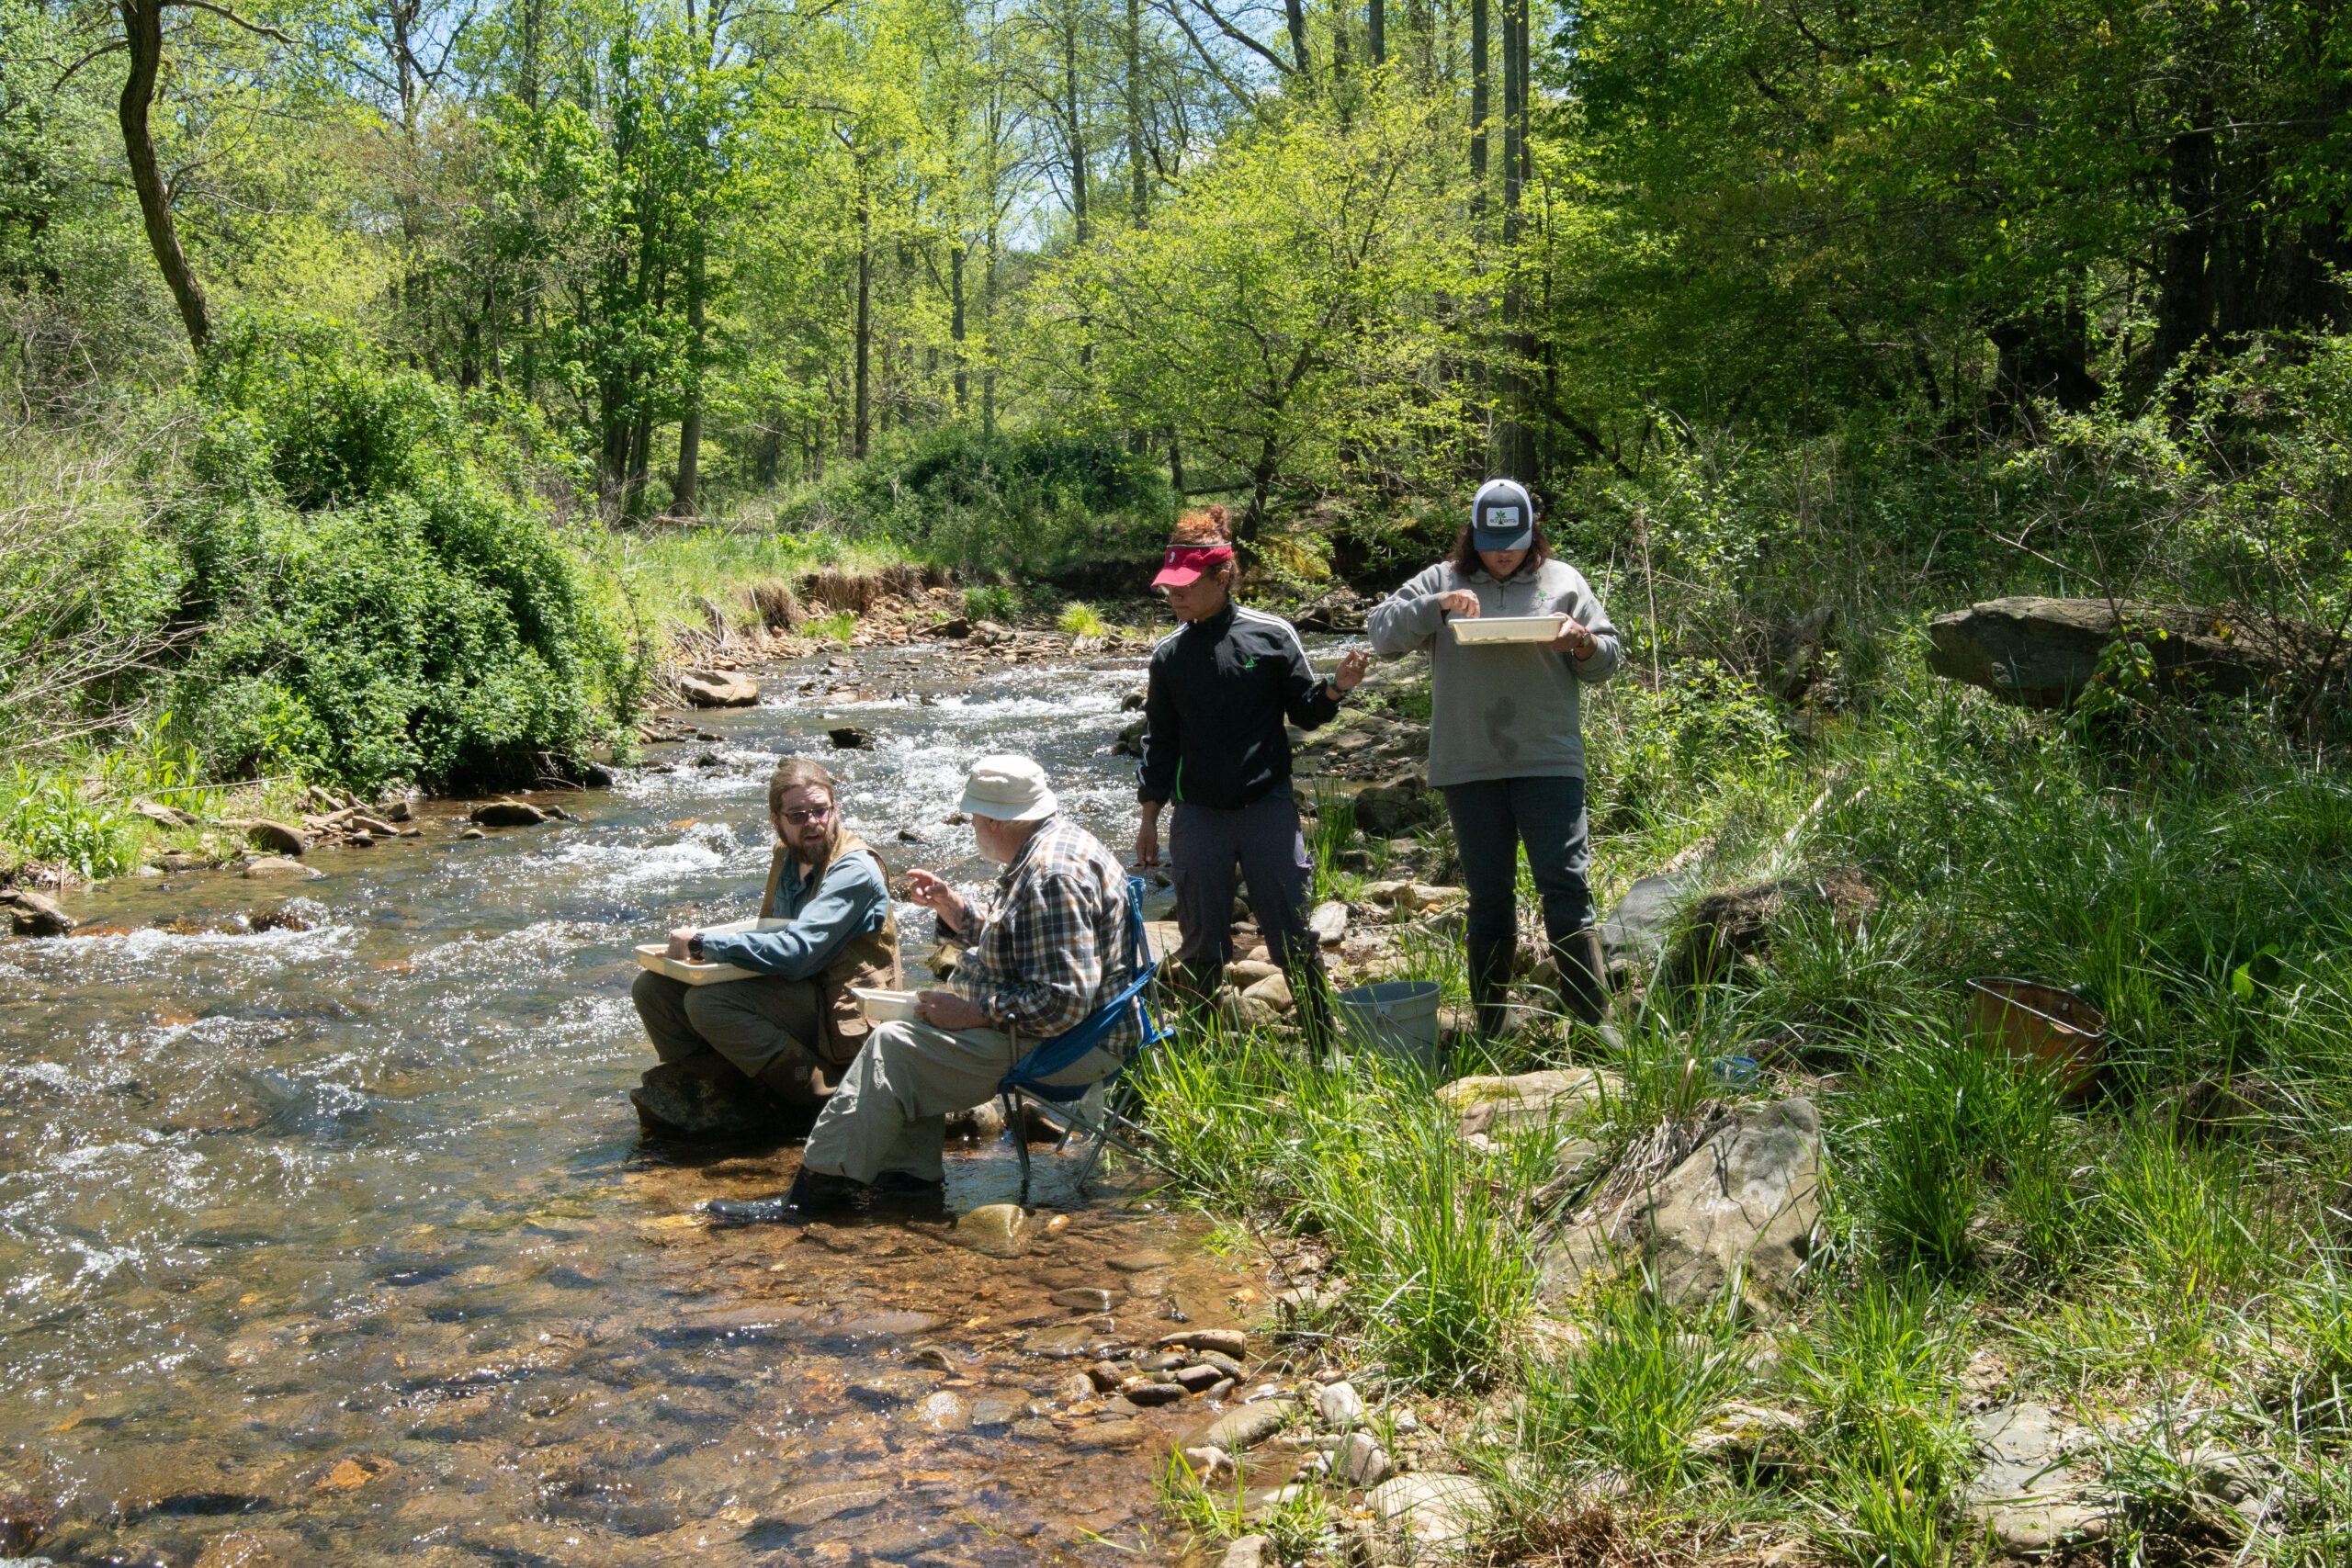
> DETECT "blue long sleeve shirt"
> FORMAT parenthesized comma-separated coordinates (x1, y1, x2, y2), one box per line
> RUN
(696, 849, 890, 979)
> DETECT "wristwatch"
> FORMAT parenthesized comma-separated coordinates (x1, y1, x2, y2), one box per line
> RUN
(1323, 677, 1346, 700)
(688, 934, 706, 962)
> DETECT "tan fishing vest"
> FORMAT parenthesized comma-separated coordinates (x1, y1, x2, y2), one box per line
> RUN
(758, 832, 902, 1069)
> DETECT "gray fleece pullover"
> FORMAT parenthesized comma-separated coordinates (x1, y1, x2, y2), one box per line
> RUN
(1365, 558, 1621, 787)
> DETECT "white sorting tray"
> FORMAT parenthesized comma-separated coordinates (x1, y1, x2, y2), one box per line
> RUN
(1449, 615, 1566, 645)
(633, 917, 786, 987)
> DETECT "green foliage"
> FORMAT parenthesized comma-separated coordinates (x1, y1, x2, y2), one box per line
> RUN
(1055, 601, 1104, 637)
(168, 317, 643, 793)
(0, 765, 143, 880)
(963, 583, 1016, 623)
(792, 426, 1175, 571)
(807, 609, 857, 646)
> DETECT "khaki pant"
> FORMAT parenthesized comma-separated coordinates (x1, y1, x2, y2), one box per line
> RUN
(801, 1018, 1122, 1184)
(631, 969, 823, 1080)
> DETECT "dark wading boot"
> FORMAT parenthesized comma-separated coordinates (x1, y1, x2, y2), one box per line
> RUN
(631, 1061, 771, 1139)
(752, 1057, 831, 1143)
(1551, 928, 1623, 1049)
(868, 1169, 948, 1216)
(706, 1167, 865, 1227)
(1466, 931, 1518, 1042)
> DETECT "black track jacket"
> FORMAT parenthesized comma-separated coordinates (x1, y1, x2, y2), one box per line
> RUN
(1137, 603, 1342, 809)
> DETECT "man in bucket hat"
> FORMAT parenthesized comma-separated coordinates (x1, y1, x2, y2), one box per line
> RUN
(1135, 505, 1365, 1037)
(708, 754, 1135, 1223)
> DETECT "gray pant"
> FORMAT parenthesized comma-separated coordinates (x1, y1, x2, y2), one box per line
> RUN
(1441, 775, 1593, 943)
(801, 1018, 1121, 1184)
(631, 968, 823, 1080)
(1170, 794, 1323, 984)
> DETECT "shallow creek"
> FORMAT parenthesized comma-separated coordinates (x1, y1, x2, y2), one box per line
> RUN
(0, 644, 1257, 1566)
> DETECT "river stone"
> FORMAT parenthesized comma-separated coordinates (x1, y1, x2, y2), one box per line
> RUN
(969, 1395, 1021, 1428)
(1191, 1401, 1291, 1454)
(1071, 1419, 1146, 1450)
(952, 1203, 1032, 1257)
(1964, 1403, 2107, 1552)
(678, 671, 760, 707)
(1368, 1473, 1497, 1563)
(1334, 1431, 1393, 1487)
(1242, 971, 1295, 1011)
(1119, 1377, 1187, 1407)
(1352, 782, 1436, 839)
(767, 1480, 890, 1527)
(133, 798, 196, 829)
(1219, 1536, 1273, 1568)
(915, 1391, 970, 1432)
(1089, 1360, 1127, 1392)
(1024, 1324, 1115, 1359)
(1181, 1446, 1236, 1483)
(1173, 1364, 1223, 1393)
(220, 818, 306, 855)
(1012, 1416, 1057, 1438)
(1056, 1371, 1095, 1403)
(2, 888, 74, 936)
(1316, 1381, 1366, 1427)
(1308, 900, 1350, 946)
(470, 799, 548, 828)
(1188, 1348, 1245, 1381)
(1225, 958, 1281, 986)
(242, 856, 322, 881)
(1050, 1287, 1114, 1313)
(1108, 1248, 1177, 1272)
(1439, 1067, 1619, 1140)
(1158, 1326, 1248, 1358)
(1643, 1097, 1823, 1314)
(827, 726, 873, 750)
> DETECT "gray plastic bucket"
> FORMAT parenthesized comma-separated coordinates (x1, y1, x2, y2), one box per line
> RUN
(1333, 980, 1444, 1074)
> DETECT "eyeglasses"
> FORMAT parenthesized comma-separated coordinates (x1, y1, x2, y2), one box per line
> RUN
(777, 804, 834, 826)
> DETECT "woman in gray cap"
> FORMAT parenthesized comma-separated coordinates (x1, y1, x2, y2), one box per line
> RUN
(1365, 479, 1621, 1038)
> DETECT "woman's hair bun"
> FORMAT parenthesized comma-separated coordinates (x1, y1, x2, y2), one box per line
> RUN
(1169, 504, 1233, 547)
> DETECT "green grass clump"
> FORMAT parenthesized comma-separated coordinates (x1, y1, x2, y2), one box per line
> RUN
(1057, 600, 1106, 637)
(964, 582, 1016, 623)
(808, 609, 858, 647)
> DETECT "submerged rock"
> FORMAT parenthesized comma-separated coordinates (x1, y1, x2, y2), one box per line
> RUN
(225, 818, 308, 856)
(2, 887, 74, 936)
(242, 856, 322, 881)
(470, 800, 549, 829)
(950, 1203, 1032, 1257)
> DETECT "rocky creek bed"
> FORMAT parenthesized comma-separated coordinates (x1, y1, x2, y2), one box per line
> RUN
(0, 637, 1331, 1567)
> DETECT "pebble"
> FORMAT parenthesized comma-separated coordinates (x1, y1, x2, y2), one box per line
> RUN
(1158, 1326, 1248, 1358)
(1119, 1378, 1188, 1407)
(1012, 1417, 1057, 1439)
(1334, 1430, 1393, 1486)
(242, 856, 322, 880)
(1049, 1287, 1114, 1313)
(1056, 1372, 1094, 1403)
(1190, 1349, 1245, 1381)
(1173, 1365, 1223, 1393)
(952, 1203, 1032, 1258)
(1317, 1381, 1367, 1427)
(1107, 1248, 1178, 1272)
(1087, 1360, 1126, 1392)
(915, 1392, 970, 1432)
(1219, 1537, 1274, 1568)
(969, 1396, 1020, 1427)
(1180, 1446, 1236, 1483)
(1193, 1401, 1289, 1453)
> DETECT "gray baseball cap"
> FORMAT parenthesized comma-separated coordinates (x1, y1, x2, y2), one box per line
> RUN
(1470, 479, 1535, 551)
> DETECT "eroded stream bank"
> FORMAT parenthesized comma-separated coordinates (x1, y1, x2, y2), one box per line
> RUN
(0, 639, 1257, 1567)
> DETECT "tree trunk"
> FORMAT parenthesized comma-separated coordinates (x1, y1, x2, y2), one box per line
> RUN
(982, 222, 999, 435)
(118, 0, 209, 353)
(1064, 16, 1089, 243)
(624, 412, 653, 522)
(754, 405, 782, 487)
(854, 169, 872, 459)
(950, 243, 969, 415)
(1125, 0, 1147, 224)
(1494, 0, 1535, 480)
(1468, 0, 1487, 204)
(673, 234, 707, 515)
(1284, 0, 1310, 73)
(1167, 427, 1184, 491)
(1369, 0, 1385, 66)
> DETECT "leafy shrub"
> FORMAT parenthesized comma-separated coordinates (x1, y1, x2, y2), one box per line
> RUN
(963, 583, 1015, 622)
(166, 316, 642, 793)
(1056, 601, 1105, 637)
(0, 765, 143, 879)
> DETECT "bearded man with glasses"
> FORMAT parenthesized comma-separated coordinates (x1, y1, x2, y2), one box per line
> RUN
(629, 758, 901, 1138)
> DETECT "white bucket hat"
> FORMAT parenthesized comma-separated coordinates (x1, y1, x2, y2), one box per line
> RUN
(958, 753, 1058, 821)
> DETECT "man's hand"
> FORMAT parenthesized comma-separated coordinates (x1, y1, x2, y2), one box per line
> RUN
(665, 926, 700, 960)
(1438, 589, 1482, 618)
(917, 989, 990, 1031)
(1332, 648, 1370, 693)
(903, 869, 967, 928)
(1549, 616, 1599, 660)
(1135, 807, 1162, 869)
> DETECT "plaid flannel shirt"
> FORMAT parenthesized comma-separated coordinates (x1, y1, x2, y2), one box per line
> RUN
(945, 815, 1136, 1047)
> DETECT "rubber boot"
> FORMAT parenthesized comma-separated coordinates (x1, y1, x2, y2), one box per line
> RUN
(1551, 928, 1611, 1030)
(1466, 931, 1518, 1043)
(706, 1167, 864, 1227)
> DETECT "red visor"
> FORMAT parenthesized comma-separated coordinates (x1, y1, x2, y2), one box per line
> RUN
(1152, 543, 1234, 587)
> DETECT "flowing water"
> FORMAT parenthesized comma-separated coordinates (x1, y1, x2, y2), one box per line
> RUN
(0, 643, 1252, 1567)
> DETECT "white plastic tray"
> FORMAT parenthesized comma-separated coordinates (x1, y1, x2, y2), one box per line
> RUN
(851, 987, 923, 1023)
(632, 917, 785, 987)
(1449, 615, 1566, 645)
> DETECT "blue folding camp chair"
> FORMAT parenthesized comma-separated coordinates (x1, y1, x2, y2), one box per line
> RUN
(997, 874, 1170, 1203)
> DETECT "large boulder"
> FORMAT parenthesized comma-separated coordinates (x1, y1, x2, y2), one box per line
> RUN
(1351, 780, 1437, 839)
(1598, 871, 1695, 977)
(1540, 1097, 1823, 1317)
(677, 670, 761, 708)
(1363, 1473, 1496, 1565)
(1926, 596, 2317, 709)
